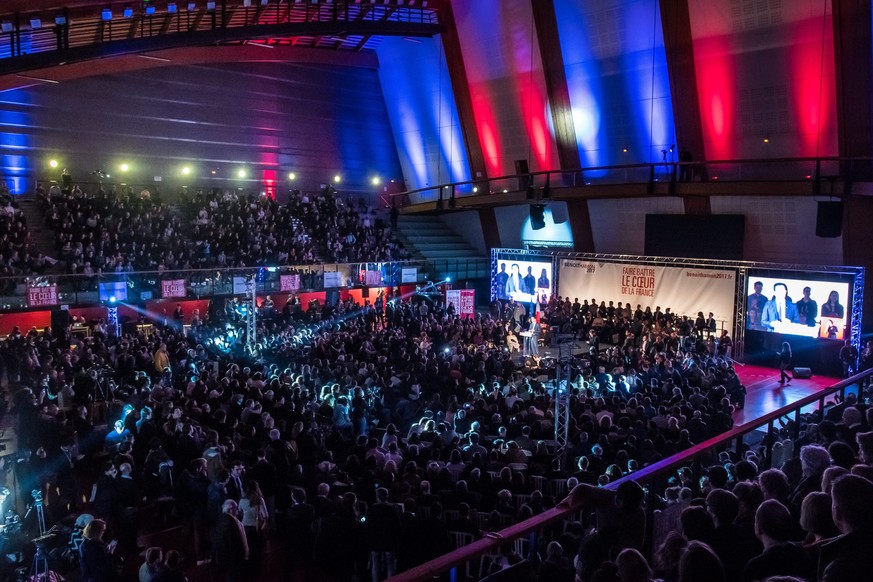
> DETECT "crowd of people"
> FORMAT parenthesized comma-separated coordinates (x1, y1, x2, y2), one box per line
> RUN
(34, 182, 409, 277)
(0, 283, 831, 582)
(0, 190, 38, 278)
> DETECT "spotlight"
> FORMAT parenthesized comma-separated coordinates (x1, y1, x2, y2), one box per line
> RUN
(181, 166, 191, 175)
(371, 176, 381, 186)
(49, 159, 58, 168)
(123, 6, 134, 18)
(237, 169, 247, 178)
(109, 296, 117, 304)
(622, 148, 628, 153)
(101, 9, 112, 20)
(30, 18, 42, 29)
(54, 15, 67, 26)
(145, 5, 156, 15)
(167, 3, 177, 13)
(472, 186, 478, 193)
(288, 172, 296, 180)
(333, 175, 342, 183)
(1, 22, 13, 33)
(445, 277, 451, 283)
(119, 163, 129, 172)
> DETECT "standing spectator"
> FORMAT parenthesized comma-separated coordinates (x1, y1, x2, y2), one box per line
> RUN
(139, 547, 163, 582)
(212, 500, 249, 582)
(366, 487, 401, 581)
(239, 481, 268, 574)
(80, 518, 118, 582)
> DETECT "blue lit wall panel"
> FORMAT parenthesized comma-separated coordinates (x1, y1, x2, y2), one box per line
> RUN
(0, 62, 402, 193)
(376, 36, 470, 197)
(0, 92, 32, 194)
(554, 0, 677, 171)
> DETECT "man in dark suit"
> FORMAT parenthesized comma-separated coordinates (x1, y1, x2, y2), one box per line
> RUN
(761, 282, 799, 331)
(523, 266, 536, 295)
(226, 461, 246, 503)
(366, 488, 401, 581)
(285, 488, 315, 565)
(818, 475, 873, 579)
(212, 500, 249, 582)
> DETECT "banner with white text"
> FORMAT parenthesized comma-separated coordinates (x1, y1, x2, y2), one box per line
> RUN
(558, 260, 737, 331)
(161, 279, 187, 299)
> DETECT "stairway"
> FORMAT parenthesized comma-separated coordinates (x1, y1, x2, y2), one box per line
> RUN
(16, 196, 57, 261)
(395, 215, 490, 280)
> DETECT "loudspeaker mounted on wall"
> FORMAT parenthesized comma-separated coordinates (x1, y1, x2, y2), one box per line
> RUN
(515, 159, 531, 191)
(530, 204, 546, 230)
(816, 201, 843, 238)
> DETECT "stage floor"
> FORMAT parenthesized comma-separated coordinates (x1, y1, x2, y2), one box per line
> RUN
(733, 364, 846, 428)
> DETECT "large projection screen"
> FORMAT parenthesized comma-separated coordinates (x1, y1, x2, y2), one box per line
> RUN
(559, 259, 737, 332)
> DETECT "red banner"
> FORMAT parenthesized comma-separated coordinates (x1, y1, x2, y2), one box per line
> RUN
(280, 274, 301, 293)
(28, 285, 58, 307)
(459, 289, 475, 318)
(161, 279, 187, 299)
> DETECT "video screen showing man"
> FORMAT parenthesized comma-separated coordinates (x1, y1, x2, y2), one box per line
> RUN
(505, 263, 524, 298)
(760, 282, 799, 332)
(496, 263, 509, 300)
(795, 286, 818, 327)
(746, 281, 768, 330)
(523, 266, 536, 295)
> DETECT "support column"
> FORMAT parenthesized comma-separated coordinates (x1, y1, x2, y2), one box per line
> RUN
(566, 199, 595, 253)
(832, 0, 873, 179)
(843, 195, 873, 331)
(660, 0, 707, 180)
(441, 0, 488, 182)
(531, 0, 581, 170)
(478, 207, 501, 252)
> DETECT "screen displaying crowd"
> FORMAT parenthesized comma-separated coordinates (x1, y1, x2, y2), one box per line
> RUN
(746, 275, 851, 340)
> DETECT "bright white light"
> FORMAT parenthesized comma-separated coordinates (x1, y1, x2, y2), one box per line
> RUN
(333, 175, 342, 183)
(49, 159, 58, 168)
(288, 172, 296, 181)
(181, 166, 191, 175)
(237, 169, 247, 178)
(119, 163, 129, 172)
(371, 176, 381, 186)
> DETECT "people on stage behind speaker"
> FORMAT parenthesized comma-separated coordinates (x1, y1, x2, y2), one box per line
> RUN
(760, 282, 799, 331)
(777, 341, 793, 384)
(820, 290, 844, 319)
(795, 286, 818, 327)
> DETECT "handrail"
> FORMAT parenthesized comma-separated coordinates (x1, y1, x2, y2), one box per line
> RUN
(388, 368, 873, 582)
(389, 155, 873, 204)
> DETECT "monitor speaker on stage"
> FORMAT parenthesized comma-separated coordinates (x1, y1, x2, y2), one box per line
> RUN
(816, 202, 843, 238)
(793, 367, 812, 379)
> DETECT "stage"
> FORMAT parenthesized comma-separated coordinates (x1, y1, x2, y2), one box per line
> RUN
(733, 364, 848, 428)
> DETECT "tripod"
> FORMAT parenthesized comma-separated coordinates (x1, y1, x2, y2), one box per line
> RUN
(29, 540, 49, 581)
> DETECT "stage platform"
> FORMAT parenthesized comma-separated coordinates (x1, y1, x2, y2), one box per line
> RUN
(733, 364, 848, 428)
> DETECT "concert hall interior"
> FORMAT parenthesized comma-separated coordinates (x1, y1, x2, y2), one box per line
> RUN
(0, 1, 870, 582)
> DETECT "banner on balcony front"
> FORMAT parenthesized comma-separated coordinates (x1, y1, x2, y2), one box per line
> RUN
(446, 289, 476, 319)
(558, 260, 736, 330)
(401, 267, 417, 284)
(161, 279, 186, 299)
(324, 271, 342, 289)
(365, 270, 382, 286)
(280, 274, 301, 293)
(28, 285, 58, 308)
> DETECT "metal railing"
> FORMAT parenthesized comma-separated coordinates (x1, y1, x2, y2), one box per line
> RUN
(0, 0, 440, 74)
(0, 256, 491, 310)
(392, 156, 873, 206)
(388, 367, 873, 582)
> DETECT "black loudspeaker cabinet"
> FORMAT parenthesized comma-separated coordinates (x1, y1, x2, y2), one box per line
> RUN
(362, 286, 370, 298)
(816, 201, 843, 238)
(793, 367, 812, 379)
(530, 204, 546, 230)
(51, 309, 70, 336)
(514, 159, 530, 175)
